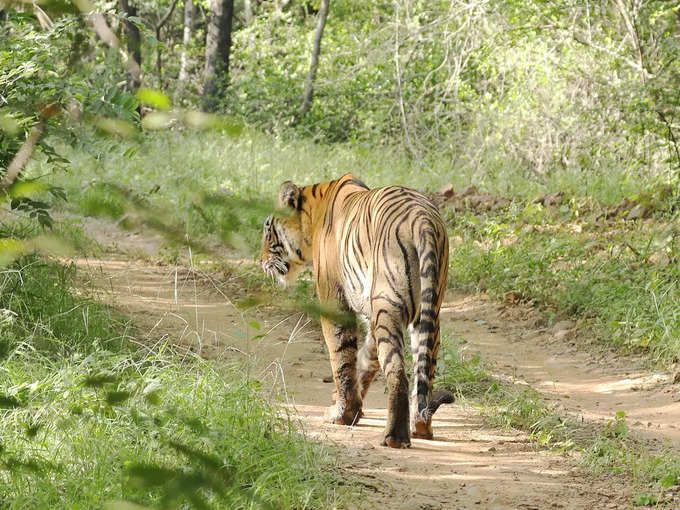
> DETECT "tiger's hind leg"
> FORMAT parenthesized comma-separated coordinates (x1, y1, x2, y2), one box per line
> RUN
(357, 327, 379, 400)
(372, 303, 410, 448)
(320, 316, 363, 426)
(411, 307, 455, 439)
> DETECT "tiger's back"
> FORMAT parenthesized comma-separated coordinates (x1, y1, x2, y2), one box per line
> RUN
(258, 174, 453, 448)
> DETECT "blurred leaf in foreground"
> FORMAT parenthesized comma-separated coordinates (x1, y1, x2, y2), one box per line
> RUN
(95, 117, 135, 138)
(136, 88, 171, 111)
(0, 114, 20, 135)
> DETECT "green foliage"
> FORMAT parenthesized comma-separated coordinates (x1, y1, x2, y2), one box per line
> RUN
(0, 256, 126, 356)
(447, 204, 680, 363)
(0, 352, 340, 509)
(220, 0, 680, 185)
(633, 492, 658, 506)
(0, 8, 141, 233)
(435, 334, 490, 398)
(437, 338, 680, 505)
(584, 411, 680, 502)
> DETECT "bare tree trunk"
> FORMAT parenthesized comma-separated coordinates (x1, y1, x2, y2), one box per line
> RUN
(297, 0, 329, 118)
(243, 0, 253, 25)
(202, 0, 234, 112)
(176, 0, 194, 100)
(393, 2, 418, 161)
(155, 0, 180, 85)
(119, 0, 142, 91)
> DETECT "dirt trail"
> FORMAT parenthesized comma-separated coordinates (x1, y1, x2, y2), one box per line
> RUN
(73, 216, 680, 447)
(69, 256, 676, 509)
(441, 296, 680, 447)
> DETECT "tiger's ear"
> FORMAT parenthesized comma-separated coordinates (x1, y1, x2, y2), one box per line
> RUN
(279, 181, 301, 210)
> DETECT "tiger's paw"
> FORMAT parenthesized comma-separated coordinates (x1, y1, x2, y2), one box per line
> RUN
(411, 420, 433, 440)
(324, 403, 362, 426)
(330, 392, 364, 418)
(381, 434, 411, 449)
(382, 419, 411, 448)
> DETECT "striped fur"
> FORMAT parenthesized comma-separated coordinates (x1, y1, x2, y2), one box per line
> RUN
(258, 174, 453, 448)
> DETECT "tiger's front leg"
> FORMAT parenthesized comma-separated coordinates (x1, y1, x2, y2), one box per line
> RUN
(320, 316, 362, 425)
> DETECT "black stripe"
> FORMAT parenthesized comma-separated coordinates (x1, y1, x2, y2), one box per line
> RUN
(419, 319, 436, 334)
(335, 336, 358, 352)
(348, 178, 369, 189)
(395, 231, 416, 317)
(382, 347, 402, 367)
(417, 380, 429, 397)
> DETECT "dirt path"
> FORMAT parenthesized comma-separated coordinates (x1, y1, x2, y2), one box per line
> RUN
(69, 256, 680, 509)
(443, 296, 680, 447)
(73, 215, 680, 447)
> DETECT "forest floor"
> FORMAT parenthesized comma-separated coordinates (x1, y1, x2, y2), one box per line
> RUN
(70, 217, 680, 510)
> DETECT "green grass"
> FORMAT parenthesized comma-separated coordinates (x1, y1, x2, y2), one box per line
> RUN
(40, 129, 680, 367)
(0, 257, 130, 357)
(583, 413, 680, 507)
(1, 352, 340, 509)
(436, 334, 569, 446)
(33, 125, 678, 366)
(0, 255, 343, 509)
(38, 127, 659, 255)
(446, 203, 680, 363)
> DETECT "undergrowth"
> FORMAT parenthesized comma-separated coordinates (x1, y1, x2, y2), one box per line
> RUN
(446, 202, 680, 364)
(44, 128, 662, 255)
(37, 127, 680, 366)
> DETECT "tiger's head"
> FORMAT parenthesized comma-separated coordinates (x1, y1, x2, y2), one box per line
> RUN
(258, 181, 312, 285)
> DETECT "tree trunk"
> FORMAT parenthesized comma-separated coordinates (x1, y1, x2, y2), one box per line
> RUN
(176, 0, 194, 100)
(119, 0, 142, 91)
(298, 0, 329, 118)
(243, 0, 253, 25)
(202, 0, 234, 112)
(155, 0, 180, 86)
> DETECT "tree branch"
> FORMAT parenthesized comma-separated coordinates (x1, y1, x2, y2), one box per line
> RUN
(657, 109, 680, 175)
(571, 33, 652, 79)
(155, 0, 180, 81)
(0, 103, 60, 191)
(71, 0, 142, 86)
(297, 0, 329, 118)
(156, 0, 180, 31)
(0, 122, 45, 191)
(393, 3, 420, 162)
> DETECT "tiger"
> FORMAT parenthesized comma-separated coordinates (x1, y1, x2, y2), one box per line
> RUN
(258, 174, 453, 448)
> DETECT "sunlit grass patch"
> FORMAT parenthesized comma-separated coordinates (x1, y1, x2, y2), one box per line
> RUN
(436, 334, 567, 445)
(584, 413, 680, 507)
(435, 334, 491, 398)
(446, 205, 680, 364)
(0, 256, 130, 357)
(0, 352, 340, 509)
(51, 127, 662, 258)
(437, 335, 680, 506)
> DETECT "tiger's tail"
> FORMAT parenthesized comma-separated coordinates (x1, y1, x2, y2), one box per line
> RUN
(411, 218, 453, 439)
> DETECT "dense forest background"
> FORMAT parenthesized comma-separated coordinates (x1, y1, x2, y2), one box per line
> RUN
(2, 0, 679, 193)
